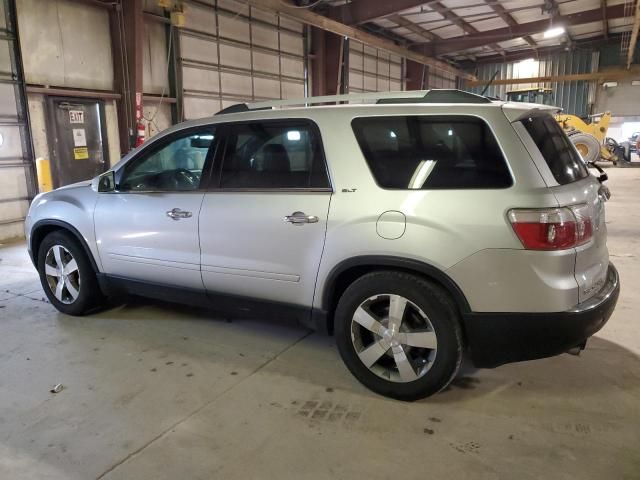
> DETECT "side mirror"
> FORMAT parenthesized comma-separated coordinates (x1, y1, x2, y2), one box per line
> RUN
(93, 171, 116, 192)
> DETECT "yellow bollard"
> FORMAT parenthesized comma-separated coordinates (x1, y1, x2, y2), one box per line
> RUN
(35, 157, 53, 192)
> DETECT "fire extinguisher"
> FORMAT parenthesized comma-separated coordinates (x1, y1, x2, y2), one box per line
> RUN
(135, 121, 146, 147)
(133, 91, 145, 148)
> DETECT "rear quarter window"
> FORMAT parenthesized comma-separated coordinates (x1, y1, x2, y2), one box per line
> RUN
(351, 115, 512, 190)
(520, 114, 589, 185)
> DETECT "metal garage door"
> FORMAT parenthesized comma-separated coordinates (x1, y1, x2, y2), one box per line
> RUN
(348, 40, 404, 93)
(0, 0, 34, 241)
(179, 0, 306, 119)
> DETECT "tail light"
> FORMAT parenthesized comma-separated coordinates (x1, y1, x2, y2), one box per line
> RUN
(508, 204, 593, 250)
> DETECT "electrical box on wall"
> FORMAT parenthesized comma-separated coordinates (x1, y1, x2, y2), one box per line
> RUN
(170, 10, 185, 27)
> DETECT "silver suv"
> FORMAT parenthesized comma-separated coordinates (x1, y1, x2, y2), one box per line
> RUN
(25, 90, 620, 400)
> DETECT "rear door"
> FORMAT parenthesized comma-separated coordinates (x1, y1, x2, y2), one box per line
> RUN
(199, 119, 332, 310)
(517, 113, 608, 303)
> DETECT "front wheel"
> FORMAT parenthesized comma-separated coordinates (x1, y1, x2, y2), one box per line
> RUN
(37, 230, 105, 315)
(335, 271, 463, 401)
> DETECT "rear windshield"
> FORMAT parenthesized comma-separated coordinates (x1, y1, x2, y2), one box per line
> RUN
(520, 114, 589, 185)
(351, 116, 512, 190)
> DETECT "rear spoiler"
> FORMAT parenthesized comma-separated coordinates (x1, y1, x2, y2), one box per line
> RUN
(502, 103, 562, 123)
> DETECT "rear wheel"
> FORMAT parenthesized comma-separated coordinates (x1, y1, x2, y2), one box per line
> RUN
(335, 271, 463, 401)
(37, 231, 105, 315)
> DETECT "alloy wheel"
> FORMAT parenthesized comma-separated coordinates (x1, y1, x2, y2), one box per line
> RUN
(350, 294, 438, 383)
(44, 245, 81, 305)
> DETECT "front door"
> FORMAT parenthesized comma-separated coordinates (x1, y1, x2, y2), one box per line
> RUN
(94, 126, 217, 290)
(47, 98, 108, 188)
(199, 119, 332, 309)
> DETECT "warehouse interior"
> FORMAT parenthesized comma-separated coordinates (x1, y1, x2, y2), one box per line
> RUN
(1, 0, 640, 478)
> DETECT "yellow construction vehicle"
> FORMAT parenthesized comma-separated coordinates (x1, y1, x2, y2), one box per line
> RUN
(506, 87, 621, 164)
(555, 111, 620, 164)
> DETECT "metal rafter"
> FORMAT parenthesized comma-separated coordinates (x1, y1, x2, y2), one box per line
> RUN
(458, 33, 626, 64)
(428, 1, 505, 56)
(421, 4, 631, 55)
(329, 0, 435, 25)
(489, 2, 537, 49)
(246, 0, 473, 78)
(387, 13, 438, 42)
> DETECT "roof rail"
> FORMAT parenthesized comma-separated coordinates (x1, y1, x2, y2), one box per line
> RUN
(215, 103, 272, 115)
(248, 90, 429, 110)
(377, 89, 491, 104)
(215, 89, 492, 115)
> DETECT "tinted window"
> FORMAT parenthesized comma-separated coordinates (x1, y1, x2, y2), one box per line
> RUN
(521, 114, 589, 185)
(219, 121, 329, 189)
(351, 116, 512, 189)
(120, 129, 215, 191)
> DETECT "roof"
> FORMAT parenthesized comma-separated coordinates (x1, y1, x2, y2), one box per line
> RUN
(320, 0, 637, 64)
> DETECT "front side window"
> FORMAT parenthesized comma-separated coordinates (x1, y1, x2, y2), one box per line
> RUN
(352, 116, 512, 189)
(219, 121, 329, 189)
(119, 128, 215, 191)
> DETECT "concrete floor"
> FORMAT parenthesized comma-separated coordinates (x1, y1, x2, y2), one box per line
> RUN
(1, 168, 639, 480)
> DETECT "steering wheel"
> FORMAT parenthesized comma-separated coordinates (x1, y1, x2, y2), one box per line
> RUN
(174, 168, 198, 189)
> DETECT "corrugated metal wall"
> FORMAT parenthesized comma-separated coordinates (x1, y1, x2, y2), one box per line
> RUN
(142, 2, 173, 138)
(0, 0, 33, 240)
(178, 0, 306, 119)
(427, 69, 457, 89)
(348, 40, 404, 93)
(468, 50, 599, 117)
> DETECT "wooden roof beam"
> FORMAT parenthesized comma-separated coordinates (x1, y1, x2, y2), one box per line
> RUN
(465, 67, 640, 86)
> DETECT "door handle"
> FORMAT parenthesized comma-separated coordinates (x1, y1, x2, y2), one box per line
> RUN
(284, 211, 319, 225)
(166, 208, 192, 220)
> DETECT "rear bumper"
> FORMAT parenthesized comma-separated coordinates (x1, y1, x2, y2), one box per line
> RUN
(464, 263, 620, 368)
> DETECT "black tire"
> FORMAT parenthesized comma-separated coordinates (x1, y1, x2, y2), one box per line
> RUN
(334, 271, 463, 401)
(37, 230, 105, 315)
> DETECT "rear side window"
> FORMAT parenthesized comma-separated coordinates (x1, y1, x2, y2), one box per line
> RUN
(520, 114, 589, 185)
(219, 120, 329, 189)
(351, 116, 512, 189)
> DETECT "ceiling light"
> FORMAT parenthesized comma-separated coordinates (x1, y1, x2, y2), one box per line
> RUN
(544, 26, 565, 38)
(287, 130, 301, 141)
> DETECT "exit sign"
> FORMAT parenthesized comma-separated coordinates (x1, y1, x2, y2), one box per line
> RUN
(69, 110, 84, 124)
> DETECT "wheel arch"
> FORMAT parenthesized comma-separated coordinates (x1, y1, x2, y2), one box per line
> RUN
(30, 220, 100, 272)
(319, 256, 471, 334)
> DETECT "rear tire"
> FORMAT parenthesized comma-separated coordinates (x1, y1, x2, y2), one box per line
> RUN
(334, 271, 463, 401)
(37, 230, 105, 315)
